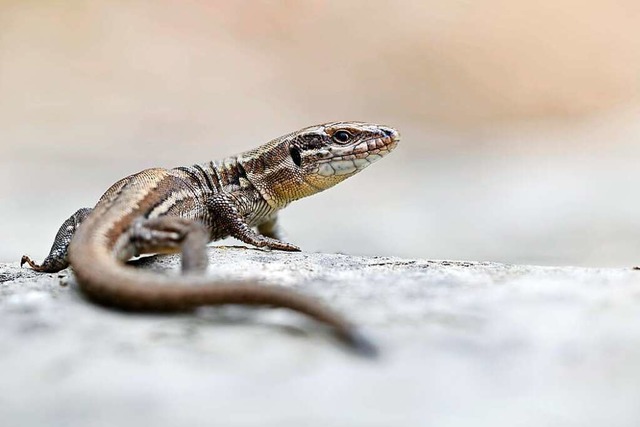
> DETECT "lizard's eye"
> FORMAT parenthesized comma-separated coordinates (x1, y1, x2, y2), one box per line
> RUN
(332, 130, 352, 144)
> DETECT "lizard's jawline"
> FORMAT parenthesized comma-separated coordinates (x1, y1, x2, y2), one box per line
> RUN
(315, 136, 397, 177)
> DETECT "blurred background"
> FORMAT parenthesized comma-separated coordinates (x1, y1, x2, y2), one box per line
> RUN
(2, 0, 640, 267)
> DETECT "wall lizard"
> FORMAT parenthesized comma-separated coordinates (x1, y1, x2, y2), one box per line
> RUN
(21, 122, 400, 355)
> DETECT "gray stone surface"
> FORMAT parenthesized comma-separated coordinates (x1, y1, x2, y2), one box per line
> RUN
(1, 248, 640, 426)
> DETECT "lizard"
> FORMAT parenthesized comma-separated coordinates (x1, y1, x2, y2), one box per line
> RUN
(21, 121, 400, 356)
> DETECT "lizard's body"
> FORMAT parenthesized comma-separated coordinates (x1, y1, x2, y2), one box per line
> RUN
(22, 122, 400, 354)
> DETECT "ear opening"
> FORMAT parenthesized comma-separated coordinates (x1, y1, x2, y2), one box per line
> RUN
(290, 145, 302, 167)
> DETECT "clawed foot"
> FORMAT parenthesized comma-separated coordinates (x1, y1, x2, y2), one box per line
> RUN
(20, 255, 43, 271)
(256, 237, 301, 252)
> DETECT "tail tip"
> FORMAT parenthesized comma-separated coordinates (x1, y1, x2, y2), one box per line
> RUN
(342, 328, 379, 359)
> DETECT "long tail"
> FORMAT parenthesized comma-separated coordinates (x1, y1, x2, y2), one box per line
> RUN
(68, 224, 377, 357)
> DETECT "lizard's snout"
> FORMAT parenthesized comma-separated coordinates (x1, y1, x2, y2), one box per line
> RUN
(380, 126, 399, 141)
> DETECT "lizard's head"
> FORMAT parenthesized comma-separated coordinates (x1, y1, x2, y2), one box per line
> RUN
(240, 122, 400, 207)
(289, 122, 400, 187)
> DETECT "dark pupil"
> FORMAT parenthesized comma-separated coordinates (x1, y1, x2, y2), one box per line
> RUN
(334, 131, 350, 143)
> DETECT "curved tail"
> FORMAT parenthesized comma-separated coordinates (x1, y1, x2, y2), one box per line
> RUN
(68, 222, 377, 357)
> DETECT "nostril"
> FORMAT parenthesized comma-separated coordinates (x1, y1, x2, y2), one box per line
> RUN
(380, 127, 397, 138)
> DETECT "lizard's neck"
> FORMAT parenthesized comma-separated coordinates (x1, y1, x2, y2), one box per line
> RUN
(237, 139, 321, 210)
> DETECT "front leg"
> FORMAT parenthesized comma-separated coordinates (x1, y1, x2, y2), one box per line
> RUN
(21, 207, 93, 273)
(206, 194, 300, 252)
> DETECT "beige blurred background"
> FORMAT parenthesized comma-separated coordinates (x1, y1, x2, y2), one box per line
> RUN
(2, 0, 640, 266)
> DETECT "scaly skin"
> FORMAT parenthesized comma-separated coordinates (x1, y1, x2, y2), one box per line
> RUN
(21, 122, 400, 355)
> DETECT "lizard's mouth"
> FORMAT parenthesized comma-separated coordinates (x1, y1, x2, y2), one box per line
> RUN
(316, 133, 400, 177)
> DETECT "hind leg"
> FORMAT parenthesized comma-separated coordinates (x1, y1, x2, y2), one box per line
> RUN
(21, 207, 93, 273)
(125, 216, 210, 274)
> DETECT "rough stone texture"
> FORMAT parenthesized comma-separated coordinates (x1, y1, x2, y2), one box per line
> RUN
(1, 247, 640, 426)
